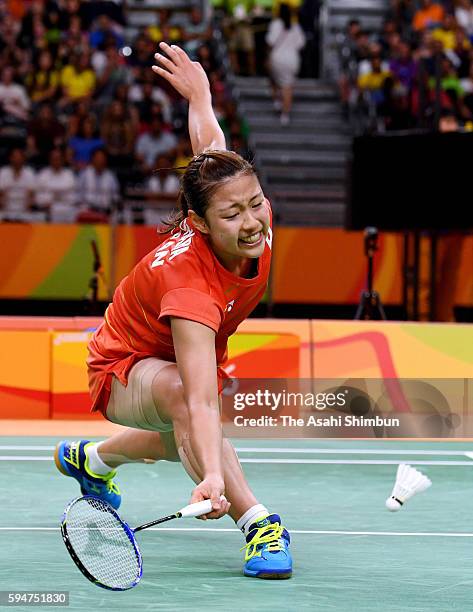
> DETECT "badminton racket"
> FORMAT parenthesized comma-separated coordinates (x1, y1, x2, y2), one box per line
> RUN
(61, 495, 223, 591)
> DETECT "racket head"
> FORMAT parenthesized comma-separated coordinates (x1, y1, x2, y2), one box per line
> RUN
(61, 496, 142, 591)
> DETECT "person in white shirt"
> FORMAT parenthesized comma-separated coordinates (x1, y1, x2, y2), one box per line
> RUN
(36, 148, 77, 223)
(0, 148, 36, 222)
(455, 0, 473, 37)
(266, 3, 306, 125)
(146, 153, 180, 195)
(0, 67, 30, 124)
(77, 148, 120, 221)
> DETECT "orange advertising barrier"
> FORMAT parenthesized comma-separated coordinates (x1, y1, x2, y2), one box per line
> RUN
(311, 320, 473, 379)
(0, 224, 472, 306)
(0, 318, 311, 419)
(272, 229, 404, 304)
(0, 330, 51, 419)
(310, 320, 473, 438)
(0, 224, 110, 300)
(48, 319, 309, 419)
(0, 317, 471, 420)
(220, 320, 310, 425)
(0, 317, 103, 330)
(232, 319, 311, 378)
(51, 331, 102, 420)
(0, 318, 101, 419)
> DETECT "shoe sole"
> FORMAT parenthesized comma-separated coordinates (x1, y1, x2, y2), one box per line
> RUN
(256, 573, 292, 579)
(244, 570, 292, 579)
(54, 442, 69, 476)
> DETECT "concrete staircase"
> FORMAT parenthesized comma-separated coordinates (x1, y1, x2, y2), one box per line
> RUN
(234, 76, 350, 227)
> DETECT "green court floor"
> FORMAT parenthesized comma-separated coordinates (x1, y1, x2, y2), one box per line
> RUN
(1, 438, 473, 611)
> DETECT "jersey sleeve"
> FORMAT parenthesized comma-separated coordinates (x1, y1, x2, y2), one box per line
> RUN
(159, 287, 223, 333)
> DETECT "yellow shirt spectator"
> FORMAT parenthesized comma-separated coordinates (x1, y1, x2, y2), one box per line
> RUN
(146, 25, 181, 43)
(358, 69, 391, 91)
(432, 27, 456, 50)
(61, 65, 96, 99)
(26, 70, 60, 102)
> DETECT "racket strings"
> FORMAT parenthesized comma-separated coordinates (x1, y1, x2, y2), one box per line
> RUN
(65, 497, 140, 589)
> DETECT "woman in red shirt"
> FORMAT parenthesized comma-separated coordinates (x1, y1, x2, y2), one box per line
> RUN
(55, 43, 292, 579)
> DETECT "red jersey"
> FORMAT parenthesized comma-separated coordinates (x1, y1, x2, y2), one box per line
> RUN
(88, 212, 273, 414)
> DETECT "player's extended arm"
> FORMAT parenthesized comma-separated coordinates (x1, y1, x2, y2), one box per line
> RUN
(152, 42, 226, 154)
(170, 317, 225, 512)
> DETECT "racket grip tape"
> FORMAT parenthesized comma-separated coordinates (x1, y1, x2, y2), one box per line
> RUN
(178, 495, 227, 518)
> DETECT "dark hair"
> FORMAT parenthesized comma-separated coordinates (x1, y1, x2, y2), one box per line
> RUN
(161, 150, 256, 233)
(279, 3, 291, 30)
(78, 115, 97, 138)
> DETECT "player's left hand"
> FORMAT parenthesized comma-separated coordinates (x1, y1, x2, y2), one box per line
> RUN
(152, 42, 210, 102)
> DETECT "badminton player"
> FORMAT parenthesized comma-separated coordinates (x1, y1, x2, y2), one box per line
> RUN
(54, 42, 292, 579)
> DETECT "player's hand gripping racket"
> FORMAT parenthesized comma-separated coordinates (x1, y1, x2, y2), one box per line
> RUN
(61, 495, 224, 590)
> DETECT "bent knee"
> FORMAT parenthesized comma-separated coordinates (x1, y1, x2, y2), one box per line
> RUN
(151, 367, 189, 425)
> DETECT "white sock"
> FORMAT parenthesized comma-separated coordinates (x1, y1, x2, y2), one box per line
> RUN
(237, 504, 270, 536)
(86, 442, 114, 476)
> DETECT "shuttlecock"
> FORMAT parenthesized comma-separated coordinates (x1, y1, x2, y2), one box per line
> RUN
(385, 464, 432, 511)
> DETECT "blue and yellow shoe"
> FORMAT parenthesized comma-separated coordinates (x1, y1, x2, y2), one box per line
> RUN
(54, 440, 121, 510)
(242, 514, 292, 579)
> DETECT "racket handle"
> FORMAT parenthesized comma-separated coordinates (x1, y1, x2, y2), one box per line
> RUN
(178, 496, 227, 518)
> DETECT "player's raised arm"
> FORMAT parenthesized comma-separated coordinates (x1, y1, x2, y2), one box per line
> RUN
(152, 42, 226, 155)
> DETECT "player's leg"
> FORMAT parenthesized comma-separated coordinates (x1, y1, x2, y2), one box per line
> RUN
(97, 415, 262, 524)
(54, 429, 180, 511)
(54, 359, 181, 509)
(150, 364, 292, 579)
(97, 429, 180, 467)
(91, 420, 259, 521)
(55, 357, 292, 577)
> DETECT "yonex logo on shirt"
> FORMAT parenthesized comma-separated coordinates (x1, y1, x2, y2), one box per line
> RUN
(225, 300, 235, 313)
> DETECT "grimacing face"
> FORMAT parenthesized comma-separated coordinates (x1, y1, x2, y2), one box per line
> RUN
(189, 172, 270, 274)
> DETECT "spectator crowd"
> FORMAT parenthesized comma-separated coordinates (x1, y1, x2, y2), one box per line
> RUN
(0, 0, 248, 224)
(338, 0, 473, 132)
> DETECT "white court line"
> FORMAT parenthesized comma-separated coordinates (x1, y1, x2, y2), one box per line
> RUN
(1, 446, 473, 458)
(0, 456, 52, 460)
(237, 448, 473, 456)
(1, 527, 473, 537)
(240, 459, 473, 466)
(1, 456, 473, 466)
(0, 446, 56, 451)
